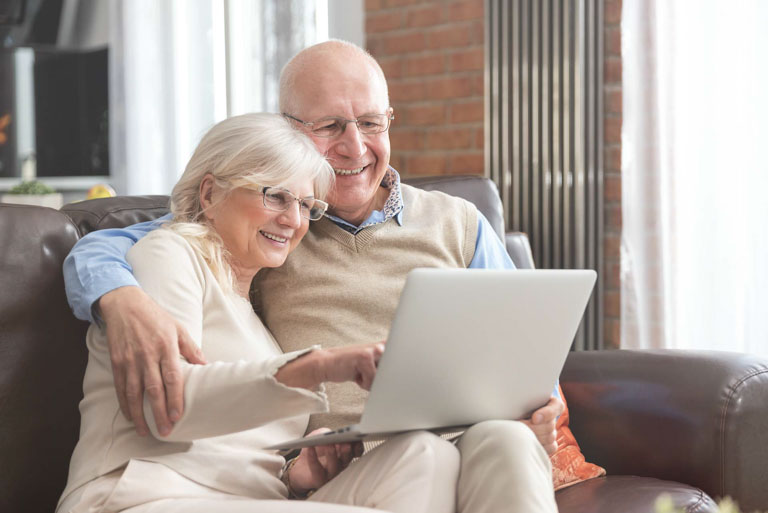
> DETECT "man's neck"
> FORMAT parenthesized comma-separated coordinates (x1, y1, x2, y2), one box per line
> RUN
(329, 187, 390, 226)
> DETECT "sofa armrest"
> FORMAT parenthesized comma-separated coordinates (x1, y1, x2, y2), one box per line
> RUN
(560, 349, 768, 511)
(505, 231, 535, 269)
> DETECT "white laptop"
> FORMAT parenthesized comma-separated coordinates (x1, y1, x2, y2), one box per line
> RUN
(266, 268, 597, 451)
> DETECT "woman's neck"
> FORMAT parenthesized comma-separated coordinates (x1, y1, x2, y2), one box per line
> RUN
(231, 263, 259, 299)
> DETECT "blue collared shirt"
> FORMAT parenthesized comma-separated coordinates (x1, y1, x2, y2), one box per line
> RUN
(63, 170, 514, 322)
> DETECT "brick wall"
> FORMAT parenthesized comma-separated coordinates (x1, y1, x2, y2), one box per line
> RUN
(365, 0, 622, 349)
(603, 0, 622, 348)
(365, 0, 486, 177)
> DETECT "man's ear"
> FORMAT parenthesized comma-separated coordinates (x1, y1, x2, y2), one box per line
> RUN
(199, 174, 216, 220)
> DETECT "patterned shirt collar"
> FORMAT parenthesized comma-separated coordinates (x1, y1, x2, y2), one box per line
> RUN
(324, 167, 404, 233)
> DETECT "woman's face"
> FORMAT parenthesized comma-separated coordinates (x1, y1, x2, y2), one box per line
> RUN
(202, 176, 315, 275)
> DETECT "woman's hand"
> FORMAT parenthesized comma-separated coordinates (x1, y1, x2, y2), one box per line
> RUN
(275, 342, 385, 391)
(285, 428, 364, 496)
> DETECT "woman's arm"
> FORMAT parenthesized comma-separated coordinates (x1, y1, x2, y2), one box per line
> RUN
(130, 230, 382, 443)
(64, 215, 204, 437)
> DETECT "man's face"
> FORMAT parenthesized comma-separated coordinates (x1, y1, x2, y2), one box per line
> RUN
(288, 59, 391, 223)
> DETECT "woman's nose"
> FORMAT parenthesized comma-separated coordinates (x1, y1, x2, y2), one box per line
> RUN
(277, 200, 303, 228)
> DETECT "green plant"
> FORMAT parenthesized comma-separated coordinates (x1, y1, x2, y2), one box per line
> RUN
(656, 494, 760, 513)
(8, 180, 56, 195)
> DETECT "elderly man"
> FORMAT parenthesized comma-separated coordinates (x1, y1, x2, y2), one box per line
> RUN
(64, 40, 562, 513)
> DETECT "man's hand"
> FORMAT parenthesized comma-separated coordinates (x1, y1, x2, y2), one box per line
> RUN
(100, 286, 207, 437)
(286, 428, 364, 495)
(521, 395, 564, 455)
(275, 342, 385, 391)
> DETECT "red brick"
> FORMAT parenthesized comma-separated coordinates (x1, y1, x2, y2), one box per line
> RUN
(474, 128, 484, 148)
(382, 32, 426, 55)
(386, 0, 430, 7)
(447, 0, 484, 22)
(605, 204, 622, 230)
(605, 145, 621, 171)
(470, 74, 484, 95)
(451, 153, 484, 174)
(604, 259, 621, 289)
(450, 47, 484, 72)
(604, 117, 622, 144)
(605, 26, 621, 56)
(407, 154, 449, 175)
(366, 11, 402, 33)
(450, 99, 484, 123)
(407, 4, 444, 28)
(378, 56, 403, 79)
(426, 127, 474, 150)
(389, 153, 406, 173)
(603, 319, 621, 349)
(606, 89, 622, 114)
(604, 174, 622, 202)
(605, 290, 620, 317)
(605, 57, 622, 83)
(366, 36, 385, 57)
(404, 54, 445, 76)
(404, 104, 446, 125)
(366, 0, 384, 10)
(605, 0, 622, 25)
(427, 24, 472, 49)
(471, 19, 484, 44)
(389, 80, 426, 102)
(390, 128, 425, 151)
(604, 233, 620, 258)
(426, 76, 474, 99)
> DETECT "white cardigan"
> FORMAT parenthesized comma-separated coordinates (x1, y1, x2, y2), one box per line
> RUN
(58, 229, 328, 511)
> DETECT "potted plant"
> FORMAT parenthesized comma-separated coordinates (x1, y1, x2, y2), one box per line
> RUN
(1, 180, 63, 209)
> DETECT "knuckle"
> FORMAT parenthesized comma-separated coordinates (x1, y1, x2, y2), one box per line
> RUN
(162, 369, 182, 385)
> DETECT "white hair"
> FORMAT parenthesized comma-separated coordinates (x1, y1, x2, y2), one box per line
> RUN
(166, 112, 333, 293)
(278, 39, 389, 114)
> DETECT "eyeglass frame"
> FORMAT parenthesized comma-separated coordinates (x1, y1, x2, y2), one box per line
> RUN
(241, 184, 329, 221)
(282, 108, 395, 138)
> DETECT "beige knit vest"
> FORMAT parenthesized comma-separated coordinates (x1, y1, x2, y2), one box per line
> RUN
(253, 184, 479, 432)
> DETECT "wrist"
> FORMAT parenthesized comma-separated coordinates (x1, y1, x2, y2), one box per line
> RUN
(99, 286, 139, 318)
(276, 349, 328, 390)
(281, 456, 315, 499)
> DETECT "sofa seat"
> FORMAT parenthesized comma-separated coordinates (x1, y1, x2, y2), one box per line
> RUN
(556, 476, 717, 513)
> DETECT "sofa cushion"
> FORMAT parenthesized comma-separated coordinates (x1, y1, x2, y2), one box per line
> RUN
(62, 195, 170, 236)
(0, 204, 89, 513)
(556, 476, 717, 513)
(552, 385, 606, 490)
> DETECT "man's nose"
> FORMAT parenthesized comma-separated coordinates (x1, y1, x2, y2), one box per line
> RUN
(333, 122, 366, 159)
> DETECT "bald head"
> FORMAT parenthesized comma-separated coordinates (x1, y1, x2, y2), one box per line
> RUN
(279, 40, 389, 115)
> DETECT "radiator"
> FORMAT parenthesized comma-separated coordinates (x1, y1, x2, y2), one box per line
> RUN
(485, 0, 604, 350)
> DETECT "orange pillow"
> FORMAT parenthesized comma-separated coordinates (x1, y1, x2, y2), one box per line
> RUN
(551, 385, 606, 490)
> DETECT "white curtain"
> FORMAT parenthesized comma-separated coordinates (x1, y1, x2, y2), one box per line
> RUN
(109, 0, 323, 195)
(621, 0, 768, 356)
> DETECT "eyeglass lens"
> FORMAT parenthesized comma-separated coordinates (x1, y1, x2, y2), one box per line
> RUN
(263, 189, 325, 220)
(312, 114, 390, 137)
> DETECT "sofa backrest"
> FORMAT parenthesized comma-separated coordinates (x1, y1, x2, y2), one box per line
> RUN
(60, 176, 535, 269)
(0, 204, 89, 513)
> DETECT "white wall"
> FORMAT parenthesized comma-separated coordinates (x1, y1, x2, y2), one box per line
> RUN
(327, 0, 364, 47)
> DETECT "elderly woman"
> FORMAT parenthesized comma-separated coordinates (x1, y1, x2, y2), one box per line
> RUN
(57, 114, 458, 513)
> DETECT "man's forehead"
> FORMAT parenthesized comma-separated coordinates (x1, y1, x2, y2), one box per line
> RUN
(291, 57, 388, 117)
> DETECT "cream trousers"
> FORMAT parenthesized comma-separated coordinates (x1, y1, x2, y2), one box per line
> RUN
(64, 421, 556, 513)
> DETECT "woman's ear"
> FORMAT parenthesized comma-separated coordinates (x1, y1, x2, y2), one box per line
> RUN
(199, 174, 216, 220)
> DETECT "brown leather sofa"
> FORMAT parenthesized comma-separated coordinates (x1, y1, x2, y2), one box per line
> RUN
(2, 175, 767, 513)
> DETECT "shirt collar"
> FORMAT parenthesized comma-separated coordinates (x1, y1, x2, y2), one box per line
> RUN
(324, 167, 404, 233)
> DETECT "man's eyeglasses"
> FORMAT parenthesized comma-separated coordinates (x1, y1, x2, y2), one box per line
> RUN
(283, 109, 394, 138)
(248, 185, 328, 221)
